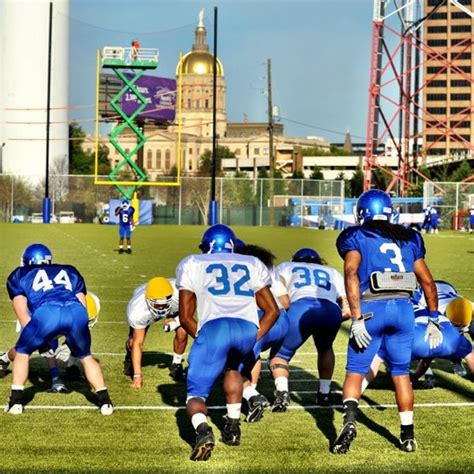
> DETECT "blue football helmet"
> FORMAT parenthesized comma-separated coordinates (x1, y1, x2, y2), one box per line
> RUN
(355, 189, 393, 224)
(121, 199, 130, 210)
(21, 243, 52, 266)
(292, 247, 321, 264)
(199, 224, 236, 254)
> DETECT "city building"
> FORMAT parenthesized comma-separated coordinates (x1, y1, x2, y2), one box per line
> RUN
(423, 0, 473, 160)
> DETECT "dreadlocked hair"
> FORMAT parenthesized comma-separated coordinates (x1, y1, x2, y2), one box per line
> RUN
(363, 220, 412, 242)
(235, 244, 276, 270)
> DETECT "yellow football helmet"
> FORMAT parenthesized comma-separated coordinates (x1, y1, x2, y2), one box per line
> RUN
(145, 277, 173, 320)
(86, 291, 101, 328)
(446, 297, 473, 328)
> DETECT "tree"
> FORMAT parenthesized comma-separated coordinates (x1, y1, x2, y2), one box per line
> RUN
(336, 171, 351, 197)
(310, 165, 324, 180)
(350, 166, 364, 197)
(291, 170, 305, 179)
(450, 160, 472, 182)
(198, 146, 235, 177)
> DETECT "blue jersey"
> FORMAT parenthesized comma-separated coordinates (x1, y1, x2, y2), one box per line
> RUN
(392, 208, 400, 224)
(118, 207, 134, 226)
(336, 225, 425, 294)
(470, 209, 474, 225)
(6, 264, 86, 314)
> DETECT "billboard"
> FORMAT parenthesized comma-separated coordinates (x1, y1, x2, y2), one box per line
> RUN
(99, 73, 176, 123)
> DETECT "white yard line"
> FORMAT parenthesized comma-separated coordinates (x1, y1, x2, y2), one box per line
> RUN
(10, 401, 474, 411)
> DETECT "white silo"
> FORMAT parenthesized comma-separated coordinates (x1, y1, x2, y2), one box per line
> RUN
(0, 0, 69, 181)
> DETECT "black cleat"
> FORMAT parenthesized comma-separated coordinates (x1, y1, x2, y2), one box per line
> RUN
(244, 394, 270, 423)
(118, 248, 124, 254)
(190, 423, 215, 461)
(123, 358, 132, 377)
(222, 417, 241, 446)
(48, 377, 70, 393)
(0, 357, 10, 378)
(399, 426, 417, 452)
(331, 422, 357, 454)
(5, 389, 24, 415)
(316, 391, 332, 407)
(169, 362, 185, 381)
(126, 248, 132, 254)
(272, 390, 290, 412)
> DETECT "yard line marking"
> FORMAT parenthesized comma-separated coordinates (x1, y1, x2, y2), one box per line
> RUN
(12, 402, 474, 412)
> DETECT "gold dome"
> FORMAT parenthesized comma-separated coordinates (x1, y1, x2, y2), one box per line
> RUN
(177, 51, 224, 76)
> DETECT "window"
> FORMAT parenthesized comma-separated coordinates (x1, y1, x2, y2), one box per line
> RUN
(427, 66, 443, 74)
(205, 99, 209, 108)
(451, 80, 471, 87)
(188, 148, 193, 155)
(427, 94, 447, 101)
(451, 38, 470, 46)
(458, 65, 471, 73)
(428, 148, 446, 155)
(450, 121, 471, 128)
(450, 107, 469, 114)
(187, 99, 191, 109)
(428, 39, 447, 47)
(156, 150, 162, 169)
(452, 24, 471, 33)
(114, 159, 119, 167)
(188, 160, 193, 171)
(427, 80, 447, 87)
(147, 150, 152, 169)
(429, 12, 447, 19)
(451, 93, 471, 101)
(263, 148, 269, 155)
(254, 148, 260, 155)
(427, 107, 446, 115)
(165, 150, 171, 170)
(426, 135, 446, 142)
(453, 134, 471, 141)
(453, 52, 471, 60)
(428, 25, 447, 33)
(452, 11, 470, 18)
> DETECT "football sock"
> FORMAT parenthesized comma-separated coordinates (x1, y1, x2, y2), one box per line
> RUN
(49, 367, 60, 379)
(274, 376, 288, 392)
(191, 413, 208, 430)
(243, 385, 260, 401)
(172, 353, 184, 364)
(226, 403, 241, 420)
(319, 379, 331, 394)
(96, 388, 111, 403)
(119, 245, 123, 249)
(127, 245, 131, 249)
(399, 411, 414, 426)
(400, 424, 414, 439)
(10, 385, 25, 405)
(0, 352, 11, 363)
(342, 398, 359, 424)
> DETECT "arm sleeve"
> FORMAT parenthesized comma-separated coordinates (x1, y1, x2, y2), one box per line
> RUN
(336, 228, 359, 259)
(175, 256, 195, 292)
(6, 269, 24, 300)
(412, 231, 426, 261)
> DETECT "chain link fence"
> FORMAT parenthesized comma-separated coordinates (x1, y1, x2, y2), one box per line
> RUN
(423, 181, 474, 230)
(0, 174, 345, 227)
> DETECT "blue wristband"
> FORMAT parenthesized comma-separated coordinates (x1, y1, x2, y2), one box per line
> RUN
(429, 310, 441, 320)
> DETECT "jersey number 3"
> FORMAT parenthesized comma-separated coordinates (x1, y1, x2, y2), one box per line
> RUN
(379, 243, 406, 272)
(32, 269, 73, 292)
(206, 263, 254, 297)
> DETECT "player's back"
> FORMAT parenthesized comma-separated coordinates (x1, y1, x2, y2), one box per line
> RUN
(412, 280, 458, 314)
(336, 225, 424, 294)
(176, 252, 270, 330)
(7, 263, 85, 313)
(275, 261, 345, 304)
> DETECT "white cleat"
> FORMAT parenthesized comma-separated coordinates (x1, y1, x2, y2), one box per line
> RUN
(5, 403, 23, 415)
(100, 403, 114, 416)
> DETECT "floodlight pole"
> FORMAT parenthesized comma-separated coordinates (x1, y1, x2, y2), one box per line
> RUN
(208, 6, 218, 225)
(43, 1, 53, 224)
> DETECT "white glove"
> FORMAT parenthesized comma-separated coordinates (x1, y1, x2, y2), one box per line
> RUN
(55, 344, 72, 363)
(163, 317, 180, 332)
(350, 316, 372, 350)
(424, 319, 443, 350)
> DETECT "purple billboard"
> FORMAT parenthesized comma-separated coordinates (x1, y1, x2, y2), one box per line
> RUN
(120, 74, 176, 122)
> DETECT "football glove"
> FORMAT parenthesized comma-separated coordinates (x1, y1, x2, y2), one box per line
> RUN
(350, 316, 372, 350)
(163, 317, 180, 332)
(424, 319, 443, 350)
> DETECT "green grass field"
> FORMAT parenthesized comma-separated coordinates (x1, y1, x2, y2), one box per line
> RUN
(0, 224, 473, 473)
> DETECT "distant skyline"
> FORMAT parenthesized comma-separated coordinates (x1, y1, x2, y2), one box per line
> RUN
(70, 0, 374, 142)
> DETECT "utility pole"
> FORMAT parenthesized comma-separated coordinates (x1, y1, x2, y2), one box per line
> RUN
(267, 58, 275, 226)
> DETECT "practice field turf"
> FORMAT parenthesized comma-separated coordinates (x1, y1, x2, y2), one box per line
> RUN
(0, 224, 473, 473)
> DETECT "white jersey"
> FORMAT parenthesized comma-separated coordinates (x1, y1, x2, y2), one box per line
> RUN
(270, 272, 287, 310)
(176, 252, 271, 332)
(127, 278, 179, 329)
(412, 281, 459, 315)
(276, 261, 345, 304)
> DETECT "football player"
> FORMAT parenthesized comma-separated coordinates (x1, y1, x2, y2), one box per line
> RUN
(5, 243, 113, 415)
(115, 198, 135, 254)
(176, 224, 279, 461)
(123, 276, 188, 388)
(332, 189, 439, 454)
(235, 243, 290, 423)
(271, 248, 349, 411)
(361, 283, 473, 389)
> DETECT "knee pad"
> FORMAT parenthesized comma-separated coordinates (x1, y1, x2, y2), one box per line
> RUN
(269, 363, 289, 373)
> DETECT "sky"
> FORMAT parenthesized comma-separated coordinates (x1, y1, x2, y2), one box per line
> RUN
(69, 0, 376, 143)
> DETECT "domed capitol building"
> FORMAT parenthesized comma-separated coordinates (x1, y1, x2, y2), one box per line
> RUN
(98, 10, 330, 179)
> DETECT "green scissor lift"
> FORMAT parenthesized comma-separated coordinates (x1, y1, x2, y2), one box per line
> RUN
(101, 46, 159, 199)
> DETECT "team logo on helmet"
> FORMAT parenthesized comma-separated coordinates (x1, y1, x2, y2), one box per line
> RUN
(21, 243, 53, 266)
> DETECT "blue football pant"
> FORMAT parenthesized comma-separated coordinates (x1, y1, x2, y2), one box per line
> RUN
(239, 309, 289, 378)
(187, 318, 257, 399)
(347, 298, 414, 376)
(276, 297, 342, 361)
(16, 302, 92, 359)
